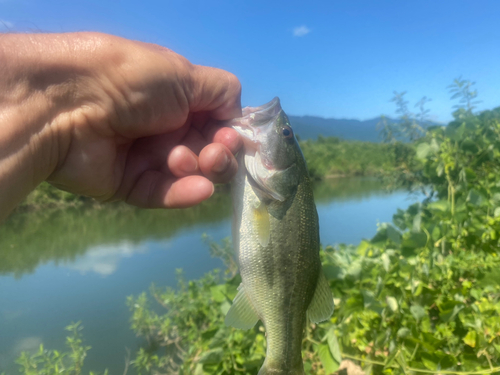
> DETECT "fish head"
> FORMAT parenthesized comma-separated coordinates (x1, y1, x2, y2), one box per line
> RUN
(231, 97, 305, 202)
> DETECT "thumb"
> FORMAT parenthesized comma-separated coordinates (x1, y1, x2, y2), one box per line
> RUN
(188, 65, 242, 120)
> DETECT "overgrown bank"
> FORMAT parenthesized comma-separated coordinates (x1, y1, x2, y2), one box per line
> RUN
(299, 136, 406, 180)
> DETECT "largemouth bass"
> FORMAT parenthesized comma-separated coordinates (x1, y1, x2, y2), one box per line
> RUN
(226, 98, 334, 375)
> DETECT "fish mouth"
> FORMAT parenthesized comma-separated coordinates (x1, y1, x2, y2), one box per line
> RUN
(241, 96, 281, 118)
(230, 97, 282, 149)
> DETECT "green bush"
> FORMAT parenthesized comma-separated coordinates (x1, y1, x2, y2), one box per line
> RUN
(299, 137, 402, 180)
(8, 322, 105, 375)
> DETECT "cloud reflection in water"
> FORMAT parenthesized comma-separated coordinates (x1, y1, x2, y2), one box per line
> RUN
(66, 241, 158, 276)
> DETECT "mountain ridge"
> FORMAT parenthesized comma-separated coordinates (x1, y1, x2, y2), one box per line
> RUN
(287, 115, 442, 142)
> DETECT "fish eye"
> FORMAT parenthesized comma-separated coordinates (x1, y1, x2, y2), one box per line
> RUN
(282, 125, 293, 139)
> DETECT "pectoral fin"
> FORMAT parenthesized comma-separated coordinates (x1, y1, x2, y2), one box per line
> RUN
(252, 202, 270, 247)
(225, 284, 259, 330)
(307, 272, 334, 323)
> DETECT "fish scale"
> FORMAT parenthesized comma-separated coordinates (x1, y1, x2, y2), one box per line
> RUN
(226, 97, 334, 375)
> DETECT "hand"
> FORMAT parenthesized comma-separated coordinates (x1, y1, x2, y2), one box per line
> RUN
(0, 32, 242, 218)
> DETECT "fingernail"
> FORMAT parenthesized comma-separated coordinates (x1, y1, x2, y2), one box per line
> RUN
(180, 153, 199, 174)
(212, 150, 229, 173)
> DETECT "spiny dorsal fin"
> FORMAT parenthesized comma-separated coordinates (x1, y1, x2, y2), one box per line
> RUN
(307, 272, 334, 323)
(225, 283, 259, 330)
(252, 201, 270, 247)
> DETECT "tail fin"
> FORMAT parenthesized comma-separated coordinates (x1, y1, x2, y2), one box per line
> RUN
(257, 362, 305, 375)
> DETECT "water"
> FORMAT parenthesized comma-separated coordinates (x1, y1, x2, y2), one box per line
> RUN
(0, 178, 420, 374)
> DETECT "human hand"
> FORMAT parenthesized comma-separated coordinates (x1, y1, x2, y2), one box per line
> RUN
(0, 32, 242, 216)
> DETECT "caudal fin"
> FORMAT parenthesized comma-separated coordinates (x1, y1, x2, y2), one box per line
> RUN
(257, 362, 305, 375)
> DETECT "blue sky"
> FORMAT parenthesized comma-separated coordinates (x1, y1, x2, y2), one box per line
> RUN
(2, 0, 499, 123)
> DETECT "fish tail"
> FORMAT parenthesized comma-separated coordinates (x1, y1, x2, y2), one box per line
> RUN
(257, 361, 305, 375)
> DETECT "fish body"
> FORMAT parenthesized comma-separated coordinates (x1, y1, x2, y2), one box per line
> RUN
(226, 98, 334, 375)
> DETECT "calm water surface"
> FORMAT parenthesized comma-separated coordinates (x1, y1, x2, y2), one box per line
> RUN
(0, 178, 420, 374)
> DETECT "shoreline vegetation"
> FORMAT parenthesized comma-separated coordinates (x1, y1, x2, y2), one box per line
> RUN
(4, 79, 500, 375)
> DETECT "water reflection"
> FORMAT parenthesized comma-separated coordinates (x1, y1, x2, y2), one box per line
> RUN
(0, 178, 397, 278)
(0, 192, 231, 277)
(68, 241, 151, 276)
(313, 176, 393, 203)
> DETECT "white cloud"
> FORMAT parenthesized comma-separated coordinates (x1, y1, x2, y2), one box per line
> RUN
(0, 20, 14, 29)
(66, 241, 153, 276)
(13, 336, 42, 354)
(293, 25, 311, 37)
(0, 336, 42, 371)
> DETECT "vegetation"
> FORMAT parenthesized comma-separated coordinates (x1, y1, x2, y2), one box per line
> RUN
(299, 137, 403, 180)
(8, 322, 101, 375)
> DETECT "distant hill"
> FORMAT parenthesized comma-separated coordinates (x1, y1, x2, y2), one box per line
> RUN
(288, 115, 385, 142)
(287, 115, 441, 142)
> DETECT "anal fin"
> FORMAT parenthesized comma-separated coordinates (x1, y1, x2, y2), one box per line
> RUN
(307, 272, 334, 323)
(225, 284, 259, 330)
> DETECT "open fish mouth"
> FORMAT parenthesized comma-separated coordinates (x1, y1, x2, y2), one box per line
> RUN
(231, 97, 282, 149)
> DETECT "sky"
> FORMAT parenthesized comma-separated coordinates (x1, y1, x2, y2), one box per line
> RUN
(1, 0, 499, 123)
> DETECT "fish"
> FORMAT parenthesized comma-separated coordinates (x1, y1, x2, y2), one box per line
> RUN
(226, 97, 334, 375)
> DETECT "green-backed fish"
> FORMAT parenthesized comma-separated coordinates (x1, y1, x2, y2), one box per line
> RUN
(226, 97, 334, 375)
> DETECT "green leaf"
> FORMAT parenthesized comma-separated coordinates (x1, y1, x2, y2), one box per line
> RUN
(416, 142, 431, 159)
(209, 329, 227, 349)
(412, 212, 422, 233)
(461, 139, 479, 153)
(387, 225, 402, 245)
(440, 354, 457, 370)
(318, 344, 339, 374)
(201, 328, 218, 341)
(210, 285, 227, 303)
(440, 303, 465, 322)
(467, 189, 484, 206)
(323, 265, 344, 280)
(463, 330, 476, 348)
(445, 122, 466, 140)
(397, 327, 410, 338)
(198, 348, 224, 364)
(410, 305, 426, 321)
(194, 364, 204, 375)
(326, 327, 342, 363)
(420, 352, 438, 371)
(402, 232, 427, 250)
(386, 296, 398, 312)
(494, 207, 500, 218)
(381, 253, 390, 272)
(464, 167, 477, 181)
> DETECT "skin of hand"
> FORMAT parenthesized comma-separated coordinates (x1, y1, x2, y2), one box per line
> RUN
(0, 32, 243, 222)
